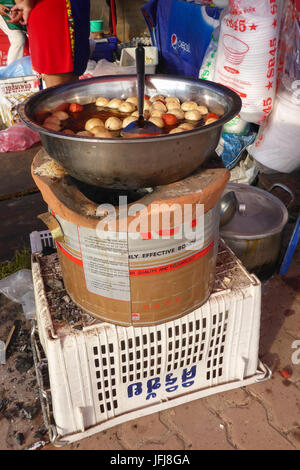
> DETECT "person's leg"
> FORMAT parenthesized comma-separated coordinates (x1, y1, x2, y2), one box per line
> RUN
(43, 72, 78, 88)
(0, 15, 25, 65)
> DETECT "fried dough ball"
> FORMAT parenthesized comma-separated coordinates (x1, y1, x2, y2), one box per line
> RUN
(181, 101, 198, 111)
(126, 96, 138, 106)
(122, 116, 137, 128)
(151, 101, 167, 112)
(77, 131, 93, 136)
(166, 101, 181, 111)
(43, 115, 61, 131)
(118, 101, 136, 113)
(169, 127, 184, 134)
(62, 129, 75, 135)
(52, 110, 69, 120)
(167, 108, 185, 120)
(143, 100, 151, 111)
(205, 117, 219, 125)
(131, 110, 150, 119)
(150, 108, 164, 118)
(178, 123, 195, 131)
(197, 105, 209, 115)
(43, 121, 61, 131)
(184, 110, 202, 121)
(90, 126, 106, 135)
(44, 116, 61, 126)
(85, 118, 104, 131)
(150, 94, 165, 102)
(130, 101, 149, 112)
(107, 98, 124, 109)
(93, 129, 113, 138)
(149, 116, 164, 128)
(96, 96, 110, 107)
(165, 96, 180, 105)
(105, 116, 123, 130)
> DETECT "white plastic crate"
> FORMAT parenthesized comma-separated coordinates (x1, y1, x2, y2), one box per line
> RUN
(30, 230, 56, 253)
(119, 46, 158, 74)
(31, 238, 270, 446)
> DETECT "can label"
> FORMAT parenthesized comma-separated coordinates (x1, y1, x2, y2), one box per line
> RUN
(55, 205, 218, 302)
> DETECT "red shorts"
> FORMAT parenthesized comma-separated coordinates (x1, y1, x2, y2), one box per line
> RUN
(27, 0, 90, 76)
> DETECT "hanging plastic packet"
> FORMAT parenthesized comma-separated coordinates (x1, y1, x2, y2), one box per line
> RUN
(199, 24, 250, 135)
(216, 132, 256, 169)
(199, 27, 220, 81)
(214, 0, 281, 125)
(223, 114, 250, 135)
(199, 12, 256, 169)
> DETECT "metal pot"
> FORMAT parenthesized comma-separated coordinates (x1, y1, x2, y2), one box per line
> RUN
(18, 75, 241, 189)
(220, 183, 294, 277)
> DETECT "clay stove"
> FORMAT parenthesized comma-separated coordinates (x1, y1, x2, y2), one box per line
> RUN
(31, 148, 230, 327)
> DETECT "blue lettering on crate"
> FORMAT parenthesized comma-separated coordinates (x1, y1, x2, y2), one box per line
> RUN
(127, 366, 196, 400)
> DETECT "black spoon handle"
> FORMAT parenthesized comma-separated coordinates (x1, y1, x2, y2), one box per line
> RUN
(136, 43, 145, 121)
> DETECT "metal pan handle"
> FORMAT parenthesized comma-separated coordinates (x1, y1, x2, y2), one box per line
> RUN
(268, 183, 295, 209)
(136, 43, 145, 120)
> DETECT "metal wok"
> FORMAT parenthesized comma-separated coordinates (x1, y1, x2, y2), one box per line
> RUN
(19, 75, 242, 189)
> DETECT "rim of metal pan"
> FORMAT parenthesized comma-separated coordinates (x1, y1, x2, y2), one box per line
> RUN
(18, 74, 242, 144)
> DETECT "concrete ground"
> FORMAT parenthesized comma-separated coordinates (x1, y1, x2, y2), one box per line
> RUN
(0, 145, 299, 451)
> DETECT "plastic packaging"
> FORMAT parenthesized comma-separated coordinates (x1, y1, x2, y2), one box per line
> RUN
(0, 269, 36, 320)
(223, 114, 250, 135)
(249, 1, 300, 173)
(0, 56, 33, 79)
(91, 58, 125, 76)
(199, 24, 249, 136)
(250, 88, 300, 173)
(216, 132, 256, 169)
(215, 0, 281, 124)
(0, 75, 41, 127)
(199, 27, 219, 80)
(276, 0, 300, 93)
(0, 123, 40, 152)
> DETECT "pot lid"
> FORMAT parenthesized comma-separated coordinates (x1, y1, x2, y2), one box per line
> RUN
(220, 183, 288, 239)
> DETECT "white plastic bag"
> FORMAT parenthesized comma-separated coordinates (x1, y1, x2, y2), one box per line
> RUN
(250, 89, 300, 173)
(92, 59, 126, 77)
(0, 123, 40, 152)
(249, 0, 300, 173)
(215, 0, 281, 124)
(0, 269, 36, 320)
(199, 27, 219, 81)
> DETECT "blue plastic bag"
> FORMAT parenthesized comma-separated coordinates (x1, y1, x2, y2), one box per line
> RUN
(0, 56, 33, 79)
(141, 0, 221, 77)
(216, 132, 257, 170)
